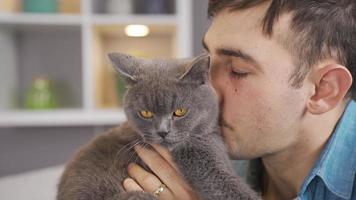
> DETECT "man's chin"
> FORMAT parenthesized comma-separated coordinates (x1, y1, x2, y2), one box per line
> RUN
(220, 129, 256, 159)
(227, 146, 263, 160)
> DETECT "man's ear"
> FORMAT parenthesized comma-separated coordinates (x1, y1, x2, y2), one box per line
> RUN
(108, 52, 141, 85)
(179, 54, 210, 85)
(307, 64, 353, 114)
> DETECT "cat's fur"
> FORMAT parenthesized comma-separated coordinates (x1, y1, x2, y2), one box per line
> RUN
(57, 53, 260, 200)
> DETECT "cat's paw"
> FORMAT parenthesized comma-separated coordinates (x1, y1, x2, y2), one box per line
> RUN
(118, 191, 157, 200)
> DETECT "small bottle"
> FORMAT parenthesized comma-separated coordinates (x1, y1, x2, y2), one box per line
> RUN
(23, 0, 58, 13)
(25, 77, 58, 110)
(59, 0, 80, 13)
(106, 0, 132, 15)
(0, 0, 20, 13)
(138, 0, 166, 14)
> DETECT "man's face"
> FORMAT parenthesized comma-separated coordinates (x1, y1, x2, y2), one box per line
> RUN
(205, 4, 311, 159)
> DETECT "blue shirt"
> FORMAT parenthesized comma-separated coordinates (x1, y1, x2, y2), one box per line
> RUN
(235, 100, 356, 199)
(298, 100, 356, 200)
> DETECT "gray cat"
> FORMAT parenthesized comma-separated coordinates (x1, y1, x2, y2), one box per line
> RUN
(57, 53, 260, 200)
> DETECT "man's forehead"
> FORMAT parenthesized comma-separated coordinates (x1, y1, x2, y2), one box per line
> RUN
(204, 5, 296, 76)
(205, 5, 293, 55)
(204, 8, 266, 55)
(213, 10, 263, 34)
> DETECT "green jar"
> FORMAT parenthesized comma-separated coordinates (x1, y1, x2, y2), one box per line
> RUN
(25, 77, 58, 110)
(23, 0, 58, 13)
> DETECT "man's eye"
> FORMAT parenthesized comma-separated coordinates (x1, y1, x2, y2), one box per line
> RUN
(228, 63, 249, 79)
(230, 70, 249, 79)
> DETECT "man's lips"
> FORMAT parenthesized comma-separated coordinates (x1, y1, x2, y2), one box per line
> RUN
(218, 111, 235, 132)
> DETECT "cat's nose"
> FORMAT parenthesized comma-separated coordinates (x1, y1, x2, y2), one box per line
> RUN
(157, 131, 169, 139)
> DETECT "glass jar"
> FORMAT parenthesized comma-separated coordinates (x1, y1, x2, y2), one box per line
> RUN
(25, 77, 58, 110)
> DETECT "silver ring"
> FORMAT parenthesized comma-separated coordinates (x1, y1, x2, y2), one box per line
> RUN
(153, 183, 166, 197)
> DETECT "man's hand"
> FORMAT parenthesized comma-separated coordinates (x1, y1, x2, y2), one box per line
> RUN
(123, 144, 198, 200)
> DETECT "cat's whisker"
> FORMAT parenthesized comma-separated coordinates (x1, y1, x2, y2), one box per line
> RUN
(141, 143, 151, 150)
(128, 140, 143, 151)
(142, 134, 156, 137)
(112, 139, 142, 171)
(187, 133, 209, 142)
(130, 142, 149, 168)
(142, 135, 159, 140)
(120, 141, 144, 175)
(114, 138, 140, 159)
(122, 140, 152, 175)
(125, 140, 146, 164)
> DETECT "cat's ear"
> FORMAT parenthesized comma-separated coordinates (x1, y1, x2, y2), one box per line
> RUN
(179, 54, 210, 85)
(108, 52, 141, 85)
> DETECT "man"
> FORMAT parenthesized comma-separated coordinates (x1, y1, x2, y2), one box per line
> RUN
(123, 0, 356, 199)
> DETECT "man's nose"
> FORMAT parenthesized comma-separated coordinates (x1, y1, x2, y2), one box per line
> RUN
(209, 68, 223, 103)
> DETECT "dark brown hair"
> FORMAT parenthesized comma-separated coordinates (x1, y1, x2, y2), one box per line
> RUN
(209, 0, 356, 100)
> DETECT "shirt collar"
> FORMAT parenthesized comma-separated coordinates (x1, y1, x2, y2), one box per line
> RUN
(302, 100, 356, 199)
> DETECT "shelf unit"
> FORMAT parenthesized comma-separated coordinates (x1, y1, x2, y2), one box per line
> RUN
(0, 13, 82, 25)
(0, 0, 193, 127)
(0, 109, 126, 127)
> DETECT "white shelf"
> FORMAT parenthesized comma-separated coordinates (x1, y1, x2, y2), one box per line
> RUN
(0, 13, 177, 26)
(0, 109, 126, 127)
(0, 13, 82, 25)
(92, 14, 177, 25)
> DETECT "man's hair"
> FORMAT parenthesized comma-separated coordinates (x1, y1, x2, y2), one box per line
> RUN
(208, 0, 356, 100)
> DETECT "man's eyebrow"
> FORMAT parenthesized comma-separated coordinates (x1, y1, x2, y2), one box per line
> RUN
(202, 36, 262, 71)
(216, 48, 258, 65)
(219, 48, 263, 72)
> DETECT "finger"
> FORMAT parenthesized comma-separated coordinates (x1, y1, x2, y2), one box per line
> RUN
(123, 178, 143, 192)
(151, 144, 180, 172)
(127, 163, 174, 199)
(135, 146, 194, 199)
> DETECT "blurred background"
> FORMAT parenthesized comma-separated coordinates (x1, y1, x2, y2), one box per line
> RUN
(0, 0, 210, 199)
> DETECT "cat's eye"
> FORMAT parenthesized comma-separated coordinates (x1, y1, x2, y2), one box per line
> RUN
(174, 108, 188, 117)
(139, 110, 154, 119)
